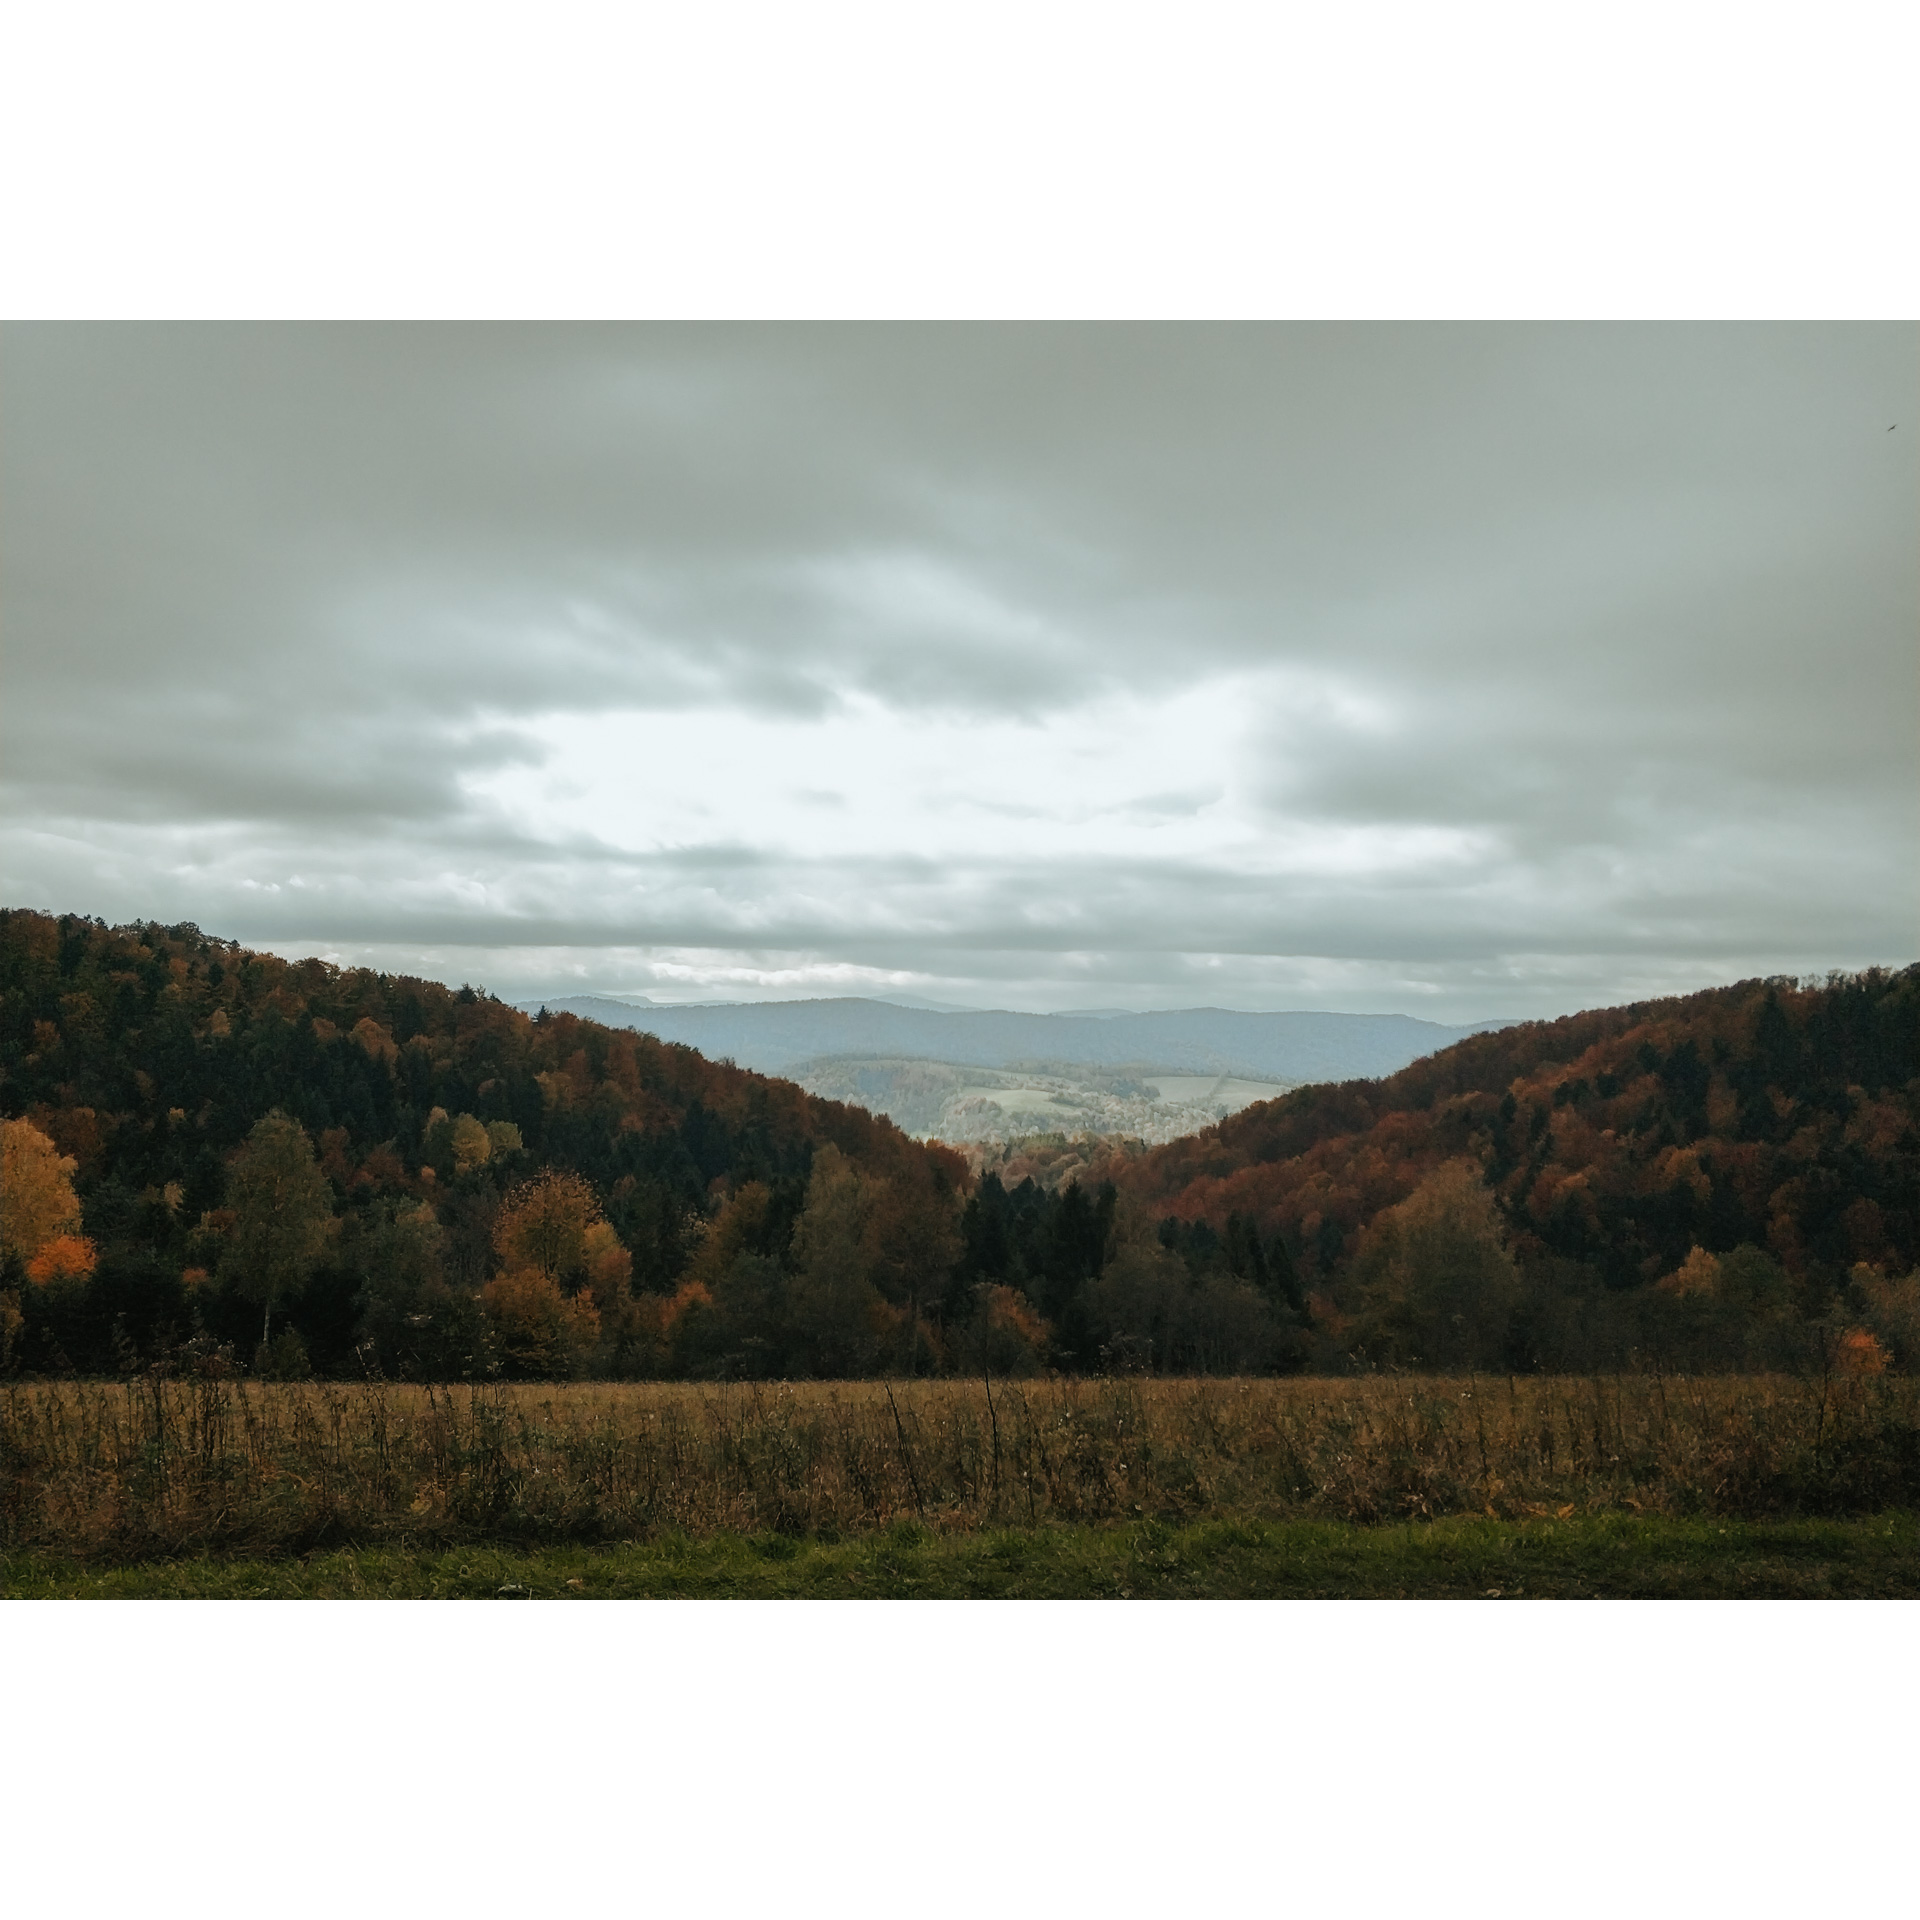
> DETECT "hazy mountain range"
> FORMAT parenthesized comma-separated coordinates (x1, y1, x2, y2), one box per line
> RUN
(513, 995, 1519, 1086)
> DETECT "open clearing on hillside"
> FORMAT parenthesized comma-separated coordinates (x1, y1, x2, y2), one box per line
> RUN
(1142, 1073, 1294, 1111)
(943, 1073, 1292, 1125)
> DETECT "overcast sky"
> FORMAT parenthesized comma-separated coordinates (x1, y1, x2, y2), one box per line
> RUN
(2, 323, 1912, 1020)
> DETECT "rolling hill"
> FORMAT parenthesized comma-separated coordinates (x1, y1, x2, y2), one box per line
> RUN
(513, 994, 1515, 1084)
(1095, 966, 1920, 1300)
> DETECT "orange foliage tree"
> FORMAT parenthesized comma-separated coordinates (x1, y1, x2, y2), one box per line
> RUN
(27, 1236, 100, 1287)
(953, 1282, 1052, 1377)
(1, 1117, 96, 1285)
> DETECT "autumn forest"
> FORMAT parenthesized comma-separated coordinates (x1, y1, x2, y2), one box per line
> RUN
(2, 908, 1917, 1387)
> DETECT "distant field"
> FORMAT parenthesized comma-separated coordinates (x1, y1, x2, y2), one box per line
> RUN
(3, 1374, 1912, 1597)
(1142, 1073, 1293, 1111)
(791, 1054, 1296, 1144)
(945, 1073, 1292, 1120)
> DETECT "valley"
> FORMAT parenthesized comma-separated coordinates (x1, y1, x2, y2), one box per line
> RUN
(787, 1056, 1298, 1145)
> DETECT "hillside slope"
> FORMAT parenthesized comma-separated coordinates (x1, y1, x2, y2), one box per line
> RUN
(1099, 968, 1920, 1299)
(0, 910, 962, 1376)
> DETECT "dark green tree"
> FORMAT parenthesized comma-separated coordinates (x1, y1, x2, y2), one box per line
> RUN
(221, 1111, 332, 1352)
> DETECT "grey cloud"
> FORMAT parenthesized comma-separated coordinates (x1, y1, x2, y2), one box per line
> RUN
(2, 706, 551, 831)
(2, 323, 1913, 1022)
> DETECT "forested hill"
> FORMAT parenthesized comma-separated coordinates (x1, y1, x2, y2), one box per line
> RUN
(0, 910, 962, 1370)
(7, 910, 1915, 1382)
(1099, 967, 1920, 1299)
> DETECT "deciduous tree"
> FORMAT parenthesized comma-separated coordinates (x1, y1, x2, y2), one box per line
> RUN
(221, 1111, 333, 1351)
(1348, 1159, 1520, 1370)
(1, 1118, 91, 1275)
(786, 1146, 884, 1376)
(494, 1169, 603, 1285)
(481, 1266, 600, 1377)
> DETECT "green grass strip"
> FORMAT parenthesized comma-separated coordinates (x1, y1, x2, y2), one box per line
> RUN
(5, 1512, 1916, 1598)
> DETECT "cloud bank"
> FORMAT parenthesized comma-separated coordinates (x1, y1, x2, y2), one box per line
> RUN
(2, 324, 1912, 1018)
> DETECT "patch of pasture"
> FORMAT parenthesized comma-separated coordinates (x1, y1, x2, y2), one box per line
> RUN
(1143, 1073, 1294, 1112)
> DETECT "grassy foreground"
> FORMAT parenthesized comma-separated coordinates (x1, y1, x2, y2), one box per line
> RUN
(8, 1373, 1918, 1557)
(6, 1512, 1916, 1599)
(6, 1374, 1914, 1596)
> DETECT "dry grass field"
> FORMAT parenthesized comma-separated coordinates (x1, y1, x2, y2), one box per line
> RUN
(4, 1369, 1914, 1567)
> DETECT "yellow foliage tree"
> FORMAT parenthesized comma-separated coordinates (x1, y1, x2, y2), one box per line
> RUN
(494, 1169, 604, 1285)
(222, 1111, 333, 1348)
(350, 1017, 398, 1064)
(581, 1220, 633, 1313)
(449, 1113, 493, 1176)
(484, 1170, 630, 1371)
(1659, 1245, 1721, 1297)
(1, 1118, 96, 1283)
(681, 1182, 773, 1294)
(786, 1146, 887, 1376)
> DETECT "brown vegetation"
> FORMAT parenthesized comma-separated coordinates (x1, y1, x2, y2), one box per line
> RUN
(4, 1369, 1913, 1564)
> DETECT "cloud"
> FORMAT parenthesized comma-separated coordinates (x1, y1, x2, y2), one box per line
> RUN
(2, 323, 1913, 1022)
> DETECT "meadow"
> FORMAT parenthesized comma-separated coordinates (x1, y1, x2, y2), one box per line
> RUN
(785, 1051, 1294, 1145)
(1141, 1073, 1294, 1112)
(3, 1369, 1914, 1595)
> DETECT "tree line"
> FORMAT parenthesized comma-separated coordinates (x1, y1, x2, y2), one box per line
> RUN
(3, 910, 1915, 1378)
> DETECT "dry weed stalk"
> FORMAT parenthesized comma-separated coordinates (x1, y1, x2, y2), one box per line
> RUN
(0, 1371, 1914, 1562)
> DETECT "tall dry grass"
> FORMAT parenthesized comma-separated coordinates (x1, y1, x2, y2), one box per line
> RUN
(2, 1369, 1915, 1561)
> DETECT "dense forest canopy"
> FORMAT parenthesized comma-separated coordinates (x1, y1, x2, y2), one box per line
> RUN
(1088, 965, 1920, 1369)
(2, 910, 1915, 1379)
(1102, 969, 1920, 1280)
(0, 910, 966, 1377)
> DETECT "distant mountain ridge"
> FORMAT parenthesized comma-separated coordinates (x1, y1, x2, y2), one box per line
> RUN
(513, 994, 1519, 1085)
